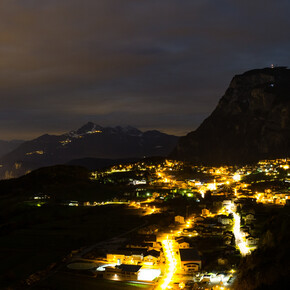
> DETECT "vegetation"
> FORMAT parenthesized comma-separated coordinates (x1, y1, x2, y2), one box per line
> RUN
(234, 206, 290, 289)
(0, 162, 142, 289)
(0, 165, 130, 201)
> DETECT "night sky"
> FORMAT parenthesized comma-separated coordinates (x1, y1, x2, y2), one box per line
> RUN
(1, 0, 290, 140)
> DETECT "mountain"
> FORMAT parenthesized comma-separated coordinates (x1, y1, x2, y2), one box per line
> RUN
(0, 140, 24, 158)
(171, 67, 290, 165)
(0, 123, 178, 179)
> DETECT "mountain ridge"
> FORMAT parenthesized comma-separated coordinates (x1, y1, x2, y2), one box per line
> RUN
(171, 67, 290, 165)
(0, 123, 178, 179)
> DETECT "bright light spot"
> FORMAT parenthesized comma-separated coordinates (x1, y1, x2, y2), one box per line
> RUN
(96, 264, 116, 271)
(232, 212, 251, 256)
(233, 174, 241, 182)
(207, 183, 216, 191)
(159, 237, 177, 290)
(199, 189, 205, 198)
(138, 268, 161, 281)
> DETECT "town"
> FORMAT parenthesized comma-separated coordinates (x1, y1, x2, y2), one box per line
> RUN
(25, 157, 290, 289)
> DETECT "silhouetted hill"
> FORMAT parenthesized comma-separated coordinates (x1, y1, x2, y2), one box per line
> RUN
(0, 165, 89, 195)
(0, 164, 125, 201)
(66, 157, 141, 171)
(172, 67, 290, 165)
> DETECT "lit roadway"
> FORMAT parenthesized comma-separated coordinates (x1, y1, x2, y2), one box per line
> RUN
(232, 212, 250, 256)
(157, 235, 178, 290)
(226, 205, 251, 256)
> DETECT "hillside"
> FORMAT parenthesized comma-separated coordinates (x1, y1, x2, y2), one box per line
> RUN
(0, 123, 178, 179)
(172, 67, 290, 165)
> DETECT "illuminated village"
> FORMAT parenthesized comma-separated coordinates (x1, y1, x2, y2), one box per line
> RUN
(28, 157, 289, 290)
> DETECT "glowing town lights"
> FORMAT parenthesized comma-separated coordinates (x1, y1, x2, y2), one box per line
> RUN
(233, 173, 241, 182)
(207, 182, 216, 191)
(199, 189, 205, 198)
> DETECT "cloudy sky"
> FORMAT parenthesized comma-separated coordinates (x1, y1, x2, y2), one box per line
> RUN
(1, 0, 290, 140)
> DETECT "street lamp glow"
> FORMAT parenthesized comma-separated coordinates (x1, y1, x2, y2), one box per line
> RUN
(160, 237, 177, 290)
(232, 212, 250, 256)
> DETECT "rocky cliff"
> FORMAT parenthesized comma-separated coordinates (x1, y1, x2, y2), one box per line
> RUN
(172, 67, 290, 165)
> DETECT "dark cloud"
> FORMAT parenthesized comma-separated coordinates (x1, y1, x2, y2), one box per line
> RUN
(0, 0, 290, 139)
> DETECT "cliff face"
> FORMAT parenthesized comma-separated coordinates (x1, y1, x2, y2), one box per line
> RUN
(172, 67, 290, 165)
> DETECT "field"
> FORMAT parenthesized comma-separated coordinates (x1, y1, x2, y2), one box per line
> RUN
(0, 203, 143, 288)
(33, 272, 153, 290)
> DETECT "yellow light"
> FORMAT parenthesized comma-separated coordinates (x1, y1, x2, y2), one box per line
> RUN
(207, 183, 216, 191)
(159, 237, 177, 290)
(233, 174, 241, 182)
(232, 212, 250, 256)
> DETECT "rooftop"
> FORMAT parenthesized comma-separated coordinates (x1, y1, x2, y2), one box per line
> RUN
(116, 264, 142, 273)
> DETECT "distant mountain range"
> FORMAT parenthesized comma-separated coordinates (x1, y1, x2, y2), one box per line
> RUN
(2, 67, 289, 178)
(0, 140, 24, 158)
(171, 67, 290, 165)
(0, 123, 178, 179)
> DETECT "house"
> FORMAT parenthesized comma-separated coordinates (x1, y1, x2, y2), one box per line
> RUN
(179, 248, 202, 272)
(152, 192, 160, 198)
(202, 208, 210, 216)
(222, 200, 232, 207)
(224, 246, 236, 255)
(175, 215, 185, 224)
(223, 236, 232, 245)
(143, 250, 161, 265)
(240, 228, 250, 238)
(176, 237, 190, 249)
(194, 216, 205, 223)
(244, 213, 255, 224)
(104, 264, 141, 281)
(246, 236, 259, 246)
(106, 249, 146, 264)
(218, 215, 232, 225)
(131, 179, 147, 185)
(179, 241, 190, 249)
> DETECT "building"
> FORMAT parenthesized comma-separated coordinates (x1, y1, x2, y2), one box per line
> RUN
(176, 237, 190, 249)
(104, 264, 142, 281)
(218, 215, 233, 225)
(175, 215, 185, 224)
(244, 213, 255, 224)
(143, 250, 161, 265)
(202, 208, 210, 216)
(179, 248, 202, 272)
(246, 236, 259, 246)
(107, 249, 145, 265)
